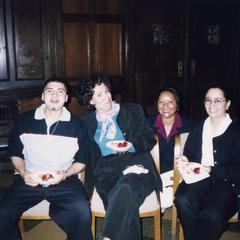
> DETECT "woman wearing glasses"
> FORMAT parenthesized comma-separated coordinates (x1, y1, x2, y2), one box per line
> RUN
(175, 84, 240, 240)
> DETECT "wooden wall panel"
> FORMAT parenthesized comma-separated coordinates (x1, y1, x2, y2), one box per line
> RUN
(96, 0, 121, 14)
(13, 0, 43, 80)
(43, 0, 64, 78)
(64, 23, 90, 77)
(95, 23, 122, 75)
(0, 0, 8, 81)
(62, 0, 89, 14)
(135, 3, 186, 105)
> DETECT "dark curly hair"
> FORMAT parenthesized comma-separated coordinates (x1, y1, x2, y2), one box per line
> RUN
(79, 74, 112, 105)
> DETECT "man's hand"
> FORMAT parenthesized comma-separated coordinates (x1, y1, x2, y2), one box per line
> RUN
(47, 170, 67, 185)
(21, 171, 39, 187)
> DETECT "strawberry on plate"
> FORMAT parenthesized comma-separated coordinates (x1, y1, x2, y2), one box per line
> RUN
(106, 140, 132, 152)
(193, 167, 200, 174)
(32, 171, 58, 185)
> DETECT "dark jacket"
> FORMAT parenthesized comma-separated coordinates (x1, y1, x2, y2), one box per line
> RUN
(80, 103, 162, 198)
(184, 120, 240, 208)
(149, 114, 193, 173)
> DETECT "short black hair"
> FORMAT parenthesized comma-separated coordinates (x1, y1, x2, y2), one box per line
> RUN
(204, 83, 231, 101)
(79, 74, 111, 105)
(42, 77, 69, 94)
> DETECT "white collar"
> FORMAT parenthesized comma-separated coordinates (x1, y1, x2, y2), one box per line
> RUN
(34, 104, 71, 122)
(201, 114, 232, 166)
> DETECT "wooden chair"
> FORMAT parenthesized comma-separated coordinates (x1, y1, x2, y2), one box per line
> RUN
(18, 200, 51, 237)
(17, 97, 42, 114)
(0, 99, 18, 137)
(171, 133, 189, 240)
(229, 212, 239, 223)
(90, 137, 161, 240)
(18, 173, 85, 239)
(171, 133, 239, 240)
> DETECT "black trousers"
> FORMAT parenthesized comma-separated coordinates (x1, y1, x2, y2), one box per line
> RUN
(175, 177, 238, 240)
(0, 175, 92, 240)
(95, 172, 156, 240)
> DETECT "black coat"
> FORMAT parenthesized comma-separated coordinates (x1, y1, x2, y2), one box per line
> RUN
(149, 115, 193, 173)
(184, 120, 240, 208)
(80, 103, 162, 197)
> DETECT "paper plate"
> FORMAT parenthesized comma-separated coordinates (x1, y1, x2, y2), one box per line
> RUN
(177, 162, 210, 184)
(32, 171, 58, 185)
(106, 140, 132, 152)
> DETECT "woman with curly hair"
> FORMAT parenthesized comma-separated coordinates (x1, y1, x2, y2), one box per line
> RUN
(79, 74, 162, 240)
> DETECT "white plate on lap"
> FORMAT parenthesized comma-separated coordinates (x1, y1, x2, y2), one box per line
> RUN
(32, 171, 59, 185)
(177, 162, 210, 184)
(106, 140, 132, 152)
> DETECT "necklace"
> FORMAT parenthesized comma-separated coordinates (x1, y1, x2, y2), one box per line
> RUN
(47, 120, 60, 141)
(50, 120, 59, 135)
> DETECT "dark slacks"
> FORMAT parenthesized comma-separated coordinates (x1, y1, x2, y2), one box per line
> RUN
(175, 177, 238, 240)
(95, 172, 156, 240)
(0, 175, 92, 240)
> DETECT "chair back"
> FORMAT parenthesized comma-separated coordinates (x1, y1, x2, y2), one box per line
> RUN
(17, 97, 42, 114)
(151, 134, 160, 173)
(0, 99, 17, 137)
(172, 132, 189, 239)
(67, 97, 88, 116)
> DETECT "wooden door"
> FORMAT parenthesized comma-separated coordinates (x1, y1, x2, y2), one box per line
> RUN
(0, 0, 63, 91)
(13, 0, 44, 80)
(62, 0, 126, 100)
(187, 1, 239, 119)
(135, 2, 187, 108)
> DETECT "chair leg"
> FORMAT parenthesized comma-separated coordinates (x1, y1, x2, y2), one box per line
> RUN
(91, 214, 96, 240)
(18, 219, 24, 239)
(179, 224, 184, 240)
(154, 211, 161, 240)
(171, 205, 177, 236)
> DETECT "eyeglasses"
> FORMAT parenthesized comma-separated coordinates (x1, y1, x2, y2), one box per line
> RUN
(204, 98, 226, 106)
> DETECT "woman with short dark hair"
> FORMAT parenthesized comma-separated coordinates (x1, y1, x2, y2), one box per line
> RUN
(175, 84, 240, 240)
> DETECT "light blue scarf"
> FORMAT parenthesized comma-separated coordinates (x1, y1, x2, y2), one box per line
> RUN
(96, 101, 120, 142)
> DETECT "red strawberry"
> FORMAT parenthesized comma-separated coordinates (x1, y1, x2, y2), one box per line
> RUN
(117, 142, 123, 147)
(41, 174, 47, 181)
(41, 173, 54, 181)
(193, 167, 200, 174)
(122, 141, 128, 147)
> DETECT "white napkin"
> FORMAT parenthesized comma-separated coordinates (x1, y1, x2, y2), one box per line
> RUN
(123, 165, 149, 175)
(160, 170, 174, 187)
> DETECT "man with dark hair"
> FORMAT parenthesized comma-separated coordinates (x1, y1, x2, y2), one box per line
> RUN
(0, 77, 92, 240)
